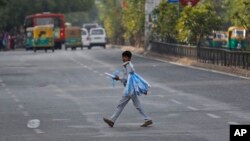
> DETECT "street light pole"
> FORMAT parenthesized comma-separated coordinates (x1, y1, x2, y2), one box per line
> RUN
(144, 0, 150, 50)
(144, 0, 161, 50)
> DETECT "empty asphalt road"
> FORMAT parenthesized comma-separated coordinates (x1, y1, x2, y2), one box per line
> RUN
(0, 48, 250, 141)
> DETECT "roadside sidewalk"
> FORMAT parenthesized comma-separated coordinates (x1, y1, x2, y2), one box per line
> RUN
(108, 44, 250, 78)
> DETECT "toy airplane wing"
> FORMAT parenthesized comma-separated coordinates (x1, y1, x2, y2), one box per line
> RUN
(105, 73, 116, 79)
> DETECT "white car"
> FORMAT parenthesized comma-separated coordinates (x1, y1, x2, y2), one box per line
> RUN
(82, 23, 98, 32)
(89, 27, 106, 49)
(81, 28, 90, 47)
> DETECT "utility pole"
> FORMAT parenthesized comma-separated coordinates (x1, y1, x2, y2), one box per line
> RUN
(145, 0, 161, 50)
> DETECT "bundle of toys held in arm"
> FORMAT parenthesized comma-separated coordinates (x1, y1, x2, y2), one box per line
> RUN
(105, 61, 151, 96)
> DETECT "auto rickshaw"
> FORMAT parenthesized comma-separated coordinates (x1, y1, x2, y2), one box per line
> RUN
(227, 26, 248, 50)
(65, 26, 83, 50)
(25, 27, 34, 50)
(208, 31, 228, 48)
(33, 25, 55, 52)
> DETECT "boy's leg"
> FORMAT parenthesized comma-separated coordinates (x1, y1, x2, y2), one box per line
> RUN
(131, 95, 152, 127)
(131, 95, 151, 120)
(110, 96, 130, 123)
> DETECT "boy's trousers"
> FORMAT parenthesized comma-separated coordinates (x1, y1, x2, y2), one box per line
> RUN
(110, 94, 151, 122)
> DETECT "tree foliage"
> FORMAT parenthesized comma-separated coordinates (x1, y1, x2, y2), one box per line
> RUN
(96, 0, 124, 44)
(121, 0, 145, 46)
(224, 0, 250, 28)
(152, 1, 179, 42)
(176, 3, 221, 45)
(0, 0, 94, 31)
(97, 0, 145, 46)
(2, 0, 250, 47)
(0, 0, 6, 6)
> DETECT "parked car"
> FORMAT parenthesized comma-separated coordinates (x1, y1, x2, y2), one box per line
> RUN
(81, 28, 90, 48)
(82, 23, 98, 32)
(89, 27, 106, 49)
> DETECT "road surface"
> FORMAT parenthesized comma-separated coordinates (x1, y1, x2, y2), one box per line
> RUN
(0, 48, 250, 141)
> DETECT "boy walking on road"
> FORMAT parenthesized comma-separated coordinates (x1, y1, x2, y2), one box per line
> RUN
(103, 51, 153, 127)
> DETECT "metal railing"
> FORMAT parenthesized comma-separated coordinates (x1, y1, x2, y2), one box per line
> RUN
(150, 41, 250, 70)
(150, 41, 197, 58)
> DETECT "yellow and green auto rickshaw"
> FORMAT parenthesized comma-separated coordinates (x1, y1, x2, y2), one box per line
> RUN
(33, 25, 55, 52)
(65, 26, 83, 50)
(227, 26, 248, 50)
(25, 27, 34, 50)
(209, 31, 228, 48)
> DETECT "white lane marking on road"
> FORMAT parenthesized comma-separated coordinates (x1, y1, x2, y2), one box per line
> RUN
(11, 94, 19, 102)
(23, 111, 30, 117)
(88, 67, 93, 71)
(82, 112, 100, 116)
(94, 70, 99, 73)
(13, 97, 20, 102)
(147, 94, 164, 98)
(157, 95, 164, 98)
(68, 125, 97, 129)
(55, 89, 63, 93)
(1, 83, 6, 87)
(69, 57, 80, 64)
(170, 99, 182, 105)
(11, 94, 17, 98)
(54, 88, 64, 93)
(187, 106, 199, 111)
(18, 104, 24, 109)
(52, 119, 70, 121)
(67, 54, 88, 67)
(99, 73, 104, 76)
(206, 113, 221, 119)
(34, 129, 45, 134)
(228, 121, 240, 125)
(5, 88, 11, 94)
(152, 65, 157, 67)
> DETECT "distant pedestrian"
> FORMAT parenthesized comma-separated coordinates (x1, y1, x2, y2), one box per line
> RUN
(9, 34, 15, 50)
(2, 32, 8, 50)
(0, 32, 3, 51)
(103, 50, 153, 127)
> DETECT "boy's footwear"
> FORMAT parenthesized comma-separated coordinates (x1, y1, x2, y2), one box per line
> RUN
(141, 120, 153, 127)
(103, 118, 114, 127)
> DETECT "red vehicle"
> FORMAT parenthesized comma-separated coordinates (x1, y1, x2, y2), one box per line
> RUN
(24, 12, 65, 49)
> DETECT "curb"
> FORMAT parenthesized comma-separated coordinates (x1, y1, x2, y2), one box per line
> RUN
(111, 44, 250, 79)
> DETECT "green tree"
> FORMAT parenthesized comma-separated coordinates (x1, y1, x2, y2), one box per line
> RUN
(0, 0, 6, 6)
(65, 11, 97, 26)
(122, 0, 145, 47)
(96, 0, 124, 44)
(152, 1, 179, 42)
(176, 3, 221, 45)
(0, 0, 94, 31)
(224, 0, 250, 28)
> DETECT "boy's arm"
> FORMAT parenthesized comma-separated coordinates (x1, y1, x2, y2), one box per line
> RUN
(127, 62, 135, 73)
(114, 75, 120, 80)
(120, 78, 127, 87)
(113, 76, 127, 86)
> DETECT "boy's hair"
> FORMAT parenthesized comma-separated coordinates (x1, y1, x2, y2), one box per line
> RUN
(122, 51, 132, 58)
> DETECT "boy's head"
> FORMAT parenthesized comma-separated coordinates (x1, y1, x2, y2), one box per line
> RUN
(122, 51, 132, 62)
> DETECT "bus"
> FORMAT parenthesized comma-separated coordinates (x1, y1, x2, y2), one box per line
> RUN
(24, 12, 65, 49)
